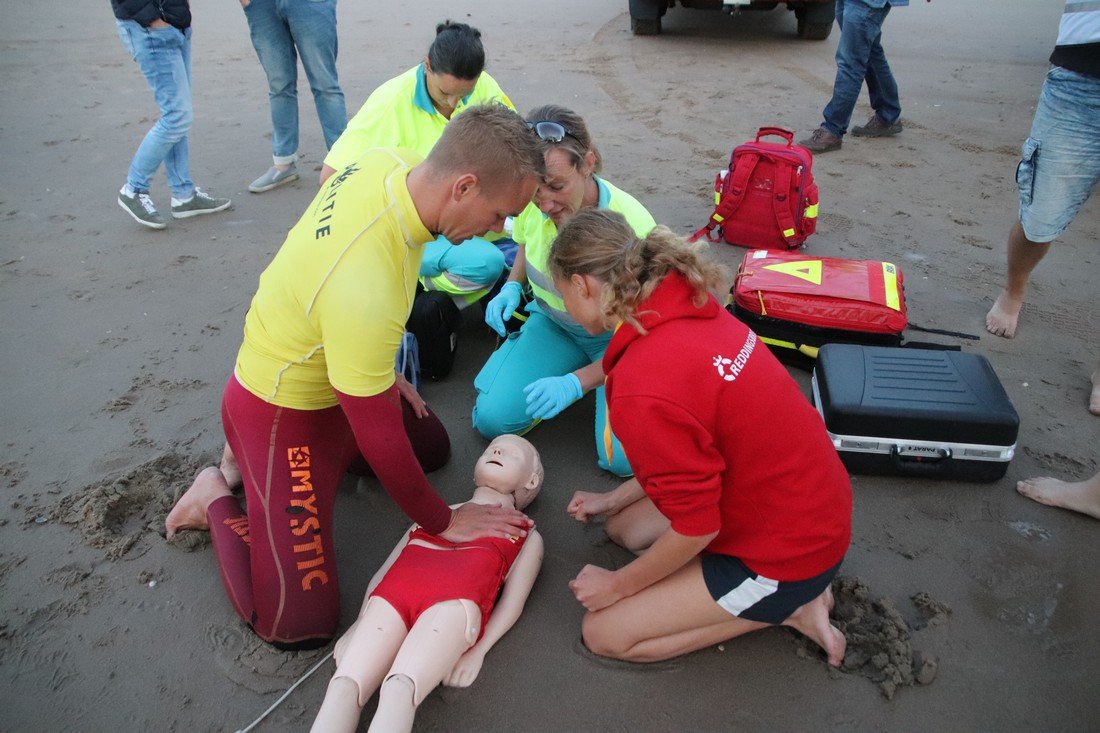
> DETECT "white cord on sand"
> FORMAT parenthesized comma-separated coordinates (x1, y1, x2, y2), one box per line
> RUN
(235, 650, 334, 733)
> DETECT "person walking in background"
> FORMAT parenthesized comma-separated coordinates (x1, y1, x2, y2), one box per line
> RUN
(799, 0, 929, 154)
(111, 0, 231, 229)
(241, 0, 348, 193)
(986, 0, 1099, 416)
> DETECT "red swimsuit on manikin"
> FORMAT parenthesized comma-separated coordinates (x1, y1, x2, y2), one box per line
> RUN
(370, 527, 527, 640)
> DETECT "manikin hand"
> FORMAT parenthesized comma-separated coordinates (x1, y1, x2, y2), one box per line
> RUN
(441, 502, 532, 544)
(570, 564, 623, 612)
(484, 281, 522, 337)
(524, 373, 583, 421)
(443, 647, 486, 688)
(394, 371, 428, 418)
(566, 490, 619, 523)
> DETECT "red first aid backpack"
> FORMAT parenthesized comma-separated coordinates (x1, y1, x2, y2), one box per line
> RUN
(692, 127, 819, 251)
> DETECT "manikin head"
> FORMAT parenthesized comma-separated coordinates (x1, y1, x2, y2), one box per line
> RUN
(473, 434, 544, 510)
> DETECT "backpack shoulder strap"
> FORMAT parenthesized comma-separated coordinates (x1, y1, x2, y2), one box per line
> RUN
(691, 151, 760, 243)
(771, 161, 799, 246)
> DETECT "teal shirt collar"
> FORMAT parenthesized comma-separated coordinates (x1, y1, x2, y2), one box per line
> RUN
(413, 63, 475, 116)
(595, 176, 611, 208)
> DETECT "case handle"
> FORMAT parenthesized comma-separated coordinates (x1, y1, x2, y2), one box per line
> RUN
(890, 446, 952, 475)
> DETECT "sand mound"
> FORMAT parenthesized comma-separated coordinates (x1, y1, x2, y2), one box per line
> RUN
(45, 452, 207, 559)
(827, 576, 950, 699)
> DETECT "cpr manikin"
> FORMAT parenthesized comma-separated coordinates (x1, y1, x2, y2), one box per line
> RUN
(310, 434, 544, 733)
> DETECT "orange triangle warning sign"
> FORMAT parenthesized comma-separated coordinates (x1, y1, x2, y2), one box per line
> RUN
(762, 259, 822, 285)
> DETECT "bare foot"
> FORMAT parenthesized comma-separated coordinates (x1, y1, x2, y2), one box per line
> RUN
(166, 466, 233, 539)
(219, 443, 242, 489)
(1090, 370, 1100, 416)
(986, 291, 1022, 338)
(1017, 473, 1100, 520)
(783, 590, 847, 667)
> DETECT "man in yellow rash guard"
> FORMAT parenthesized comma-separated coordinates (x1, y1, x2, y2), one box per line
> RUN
(164, 106, 543, 649)
(234, 148, 429, 408)
(321, 22, 515, 319)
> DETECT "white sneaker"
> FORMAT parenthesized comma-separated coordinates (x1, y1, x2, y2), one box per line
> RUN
(171, 188, 232, 219)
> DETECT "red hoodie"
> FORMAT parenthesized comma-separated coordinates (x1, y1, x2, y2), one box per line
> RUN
(603, 272, 851, 580)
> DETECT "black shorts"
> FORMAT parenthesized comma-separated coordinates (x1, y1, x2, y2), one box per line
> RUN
(701, 554, 842, 624)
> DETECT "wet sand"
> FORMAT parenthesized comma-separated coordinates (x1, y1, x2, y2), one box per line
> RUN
(1, 0, 1097, 730)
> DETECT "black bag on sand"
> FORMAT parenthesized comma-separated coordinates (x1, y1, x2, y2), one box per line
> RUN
(812, 344, 1020, 482)
(406, 289, 461, 381)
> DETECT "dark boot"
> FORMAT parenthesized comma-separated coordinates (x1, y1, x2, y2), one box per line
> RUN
(851, 115, 903, 137)
(798, 127, 842, 153)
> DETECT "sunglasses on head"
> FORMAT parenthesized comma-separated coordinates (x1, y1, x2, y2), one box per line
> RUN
(527, 120, 578, 143)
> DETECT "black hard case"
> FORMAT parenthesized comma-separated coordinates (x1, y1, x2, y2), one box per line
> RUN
(811, 345, 1019, 482)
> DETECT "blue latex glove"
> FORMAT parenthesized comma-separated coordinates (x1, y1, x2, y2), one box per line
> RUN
(524, 373, 583, 421)
(485, 280, 522, 337)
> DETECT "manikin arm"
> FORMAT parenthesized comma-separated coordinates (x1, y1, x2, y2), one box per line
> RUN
(443, 530, 545, 687)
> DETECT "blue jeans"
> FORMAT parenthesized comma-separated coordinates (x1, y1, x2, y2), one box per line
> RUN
(116, 20, 195, 199)
(1017, 66, 1100, 243)
(244, 0, 347, 164)
(822, 0, 900, 137)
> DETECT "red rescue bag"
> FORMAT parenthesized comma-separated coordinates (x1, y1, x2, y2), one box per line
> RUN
(731, 249, 908, 367)
(691, 127, 819, 250)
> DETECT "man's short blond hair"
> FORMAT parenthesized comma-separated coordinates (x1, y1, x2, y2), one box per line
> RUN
(425, 105, 546, 192)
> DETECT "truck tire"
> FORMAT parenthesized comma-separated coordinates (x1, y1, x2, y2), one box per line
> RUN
(629, 0, 665, 35)
(631, 16, 661, 35)
(797, 19, 832, 39)
(796, 1, 835, 40)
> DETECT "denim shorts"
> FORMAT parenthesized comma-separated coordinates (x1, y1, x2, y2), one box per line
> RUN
(701, 554, 841, 624)
(1017, 66, 1100, 243)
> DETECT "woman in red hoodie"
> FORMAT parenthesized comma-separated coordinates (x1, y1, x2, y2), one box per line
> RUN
(549, 209, 851, 666)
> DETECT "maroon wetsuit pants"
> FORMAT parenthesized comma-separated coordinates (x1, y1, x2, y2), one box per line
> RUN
(207, 377, 450, 649)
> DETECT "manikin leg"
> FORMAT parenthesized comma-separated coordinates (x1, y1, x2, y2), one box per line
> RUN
(311, 678, 362, 733)
(368, 600, 480, 733)
(311, 598, 408, 733)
